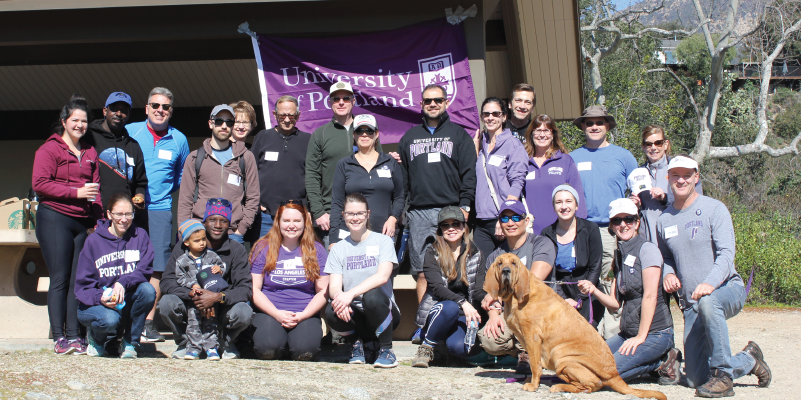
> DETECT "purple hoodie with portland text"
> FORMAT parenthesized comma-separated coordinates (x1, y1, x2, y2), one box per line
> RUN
(74, 219, 154, 306)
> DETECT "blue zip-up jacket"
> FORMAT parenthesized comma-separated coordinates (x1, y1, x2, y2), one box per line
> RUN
(127, 121, 190, 211)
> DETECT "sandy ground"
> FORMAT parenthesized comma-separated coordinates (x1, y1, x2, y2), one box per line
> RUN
(0, 307, 798, 400)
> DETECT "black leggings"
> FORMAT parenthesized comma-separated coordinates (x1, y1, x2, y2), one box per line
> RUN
(35, 205, 91, 340)
(473, 218, 503, 258)
(251, 312, 323, 361)
(325, 288, 400, 349)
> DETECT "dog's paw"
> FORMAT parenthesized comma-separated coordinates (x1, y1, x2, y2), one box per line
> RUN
(548, 386, 563, 393)
(522, 383, 538, 392)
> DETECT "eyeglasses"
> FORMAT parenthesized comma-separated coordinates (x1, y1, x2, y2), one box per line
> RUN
(280, 199, 303, 207)
(481, 111, 504, 118)
(207, 198, 232, 207)
(610, 215, 638, 226)
(149, 103, 172, 111)
(354, 128, 376, 136)
(642, 139, 667, 147)
(110, 212, 135, 220)
(343, 211, 368, 218)
(499, 214, 524, 223)
(234, 121, 251, 127)
(330, 96, 352, 103)
(438, 221, 464, 230)
(532, 129, 552, 137)
(583, 120, 606, 127)
(275, 113, 298, 120)
(423, 97, 446, 105)
(213, 119, 235, 127)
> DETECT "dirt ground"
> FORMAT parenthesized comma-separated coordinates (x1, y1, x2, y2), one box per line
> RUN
(0, 307, 798, 400)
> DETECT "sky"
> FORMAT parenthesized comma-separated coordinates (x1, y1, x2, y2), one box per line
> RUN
(610, 0, 637, 9)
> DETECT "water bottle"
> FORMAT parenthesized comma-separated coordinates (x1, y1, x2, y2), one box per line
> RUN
(102, 286, 126, 310)
(464, 320, 478, 350)
(397, 227, 410, 262)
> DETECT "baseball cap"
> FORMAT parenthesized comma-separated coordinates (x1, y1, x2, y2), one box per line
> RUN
(667, 155, 699, 172)
(353, 114, 377, 131)
(626, 168, 652, 195)
(210, 104, 235, 119)
(499, 200, 527, 217)
(608, 198, 638, 219)
(330, 81, 354, 95)
(105, 92, 132, 108)
(437, 206, 465, 224)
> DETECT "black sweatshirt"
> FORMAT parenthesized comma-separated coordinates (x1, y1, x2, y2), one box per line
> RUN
(250, 128, 311, 216)
(398, 113, 477, 209)
(329, 152, 405, 244)
(85, 120, 148, 210)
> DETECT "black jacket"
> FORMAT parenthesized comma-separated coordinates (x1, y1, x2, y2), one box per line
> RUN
(161, 237, 253, 305)
(398, 112, 477, 209)
(85, 120, 148, 210)
(250, 128, 311, 216)
(540, 217, 603, 301)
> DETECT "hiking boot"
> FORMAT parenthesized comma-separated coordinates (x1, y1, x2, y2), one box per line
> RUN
(412, 345, 434, 368)
(743, 341, 771, 387)
(54, 337, 76, 355)
(657, 348, 682, 385)
(349, 340, 365, 364)
(206, 347, 220, 361)
(515, 351, 531, 375)
(373, 348, 399, 368)
(141, 320, 165, 343)
(411, 328, 423, 345)
(696, 369, 735, 398)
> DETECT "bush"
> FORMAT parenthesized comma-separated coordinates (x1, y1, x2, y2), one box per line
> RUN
(772, 101, 801, 139)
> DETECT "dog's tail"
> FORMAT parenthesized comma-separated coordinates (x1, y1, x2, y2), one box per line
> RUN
(604, 375, 667, 400)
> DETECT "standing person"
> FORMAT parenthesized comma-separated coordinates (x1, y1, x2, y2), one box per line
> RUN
(177, 104, 260, 244)
(128, 87, 190, 343)
(305, 82, 383, 247)
(540, 185, 603, 327)
(505, 83, 536, 143)
(522, 114, 587, 235)
(32, 97, 103, 355)
(74, 193, 156, 359)
(569, 105, 638, 339)
(325, 194, 400, 368)
(229, 100, 257, 149)
(473, 97, 527, 257)
(159, 199, 254, 359)
(657, 156, 771, 397)
(250, 200, 329, 361)
(411, 206, 484, 368)
(250, 95, 311, 238)
(578, 198, 680, 383)
(398, 84, 477, 343)
(329, 114, 404, 248)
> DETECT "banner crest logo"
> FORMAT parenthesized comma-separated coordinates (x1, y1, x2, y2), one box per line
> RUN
(418, 53, 457, 100)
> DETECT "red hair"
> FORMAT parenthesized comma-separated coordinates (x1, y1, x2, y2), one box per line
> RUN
(249, 203, 321, 282)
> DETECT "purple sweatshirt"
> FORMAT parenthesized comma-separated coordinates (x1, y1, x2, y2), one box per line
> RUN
(523, 150, 588, 234)
(475, 129, 528, 219)
(74, 219, 154, 306)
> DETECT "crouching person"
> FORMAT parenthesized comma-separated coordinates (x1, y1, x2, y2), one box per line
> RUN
(75, 193, 156, 358)
(159, 198, 253, 359)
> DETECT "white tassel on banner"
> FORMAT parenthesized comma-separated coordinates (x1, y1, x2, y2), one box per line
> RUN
(445, 5, 477, 25)
(238, 22, 257, 39)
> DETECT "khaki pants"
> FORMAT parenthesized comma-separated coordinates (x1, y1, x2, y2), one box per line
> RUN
(477, 320, 524, 357)
(596, 225, 621, 339)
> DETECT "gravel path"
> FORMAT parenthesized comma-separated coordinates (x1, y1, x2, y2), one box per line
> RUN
(1, 308, 798, 400)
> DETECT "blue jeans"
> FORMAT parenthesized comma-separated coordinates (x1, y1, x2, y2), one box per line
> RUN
(77, 283, 156, 345)
(229, 233, 245, 244)
(147, 210, 173, 272)
(422, 301, 470, 358)
(258, 211, 274, 239)
(683, 280, 756, 387)
(606, 328, 674, 381)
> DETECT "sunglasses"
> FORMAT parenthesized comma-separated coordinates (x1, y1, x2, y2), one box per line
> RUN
(207, 198, 232, 207)
(423, 97, 446, 105)
(275, 113, 298, 120)
(149, 103, 172, 111)
(481, 111, 504, 118)
(583, 120, 606, 127)
(499, 214, 524, 223)
(610, 215, 638, 226)
(354, 128, 376, 136)
(280, 199, 303, 207)
(642, 139, 667, 147)
(330, 96, 352, 103)
(213, 119, 235, 127)
(438, 221, 464, 230)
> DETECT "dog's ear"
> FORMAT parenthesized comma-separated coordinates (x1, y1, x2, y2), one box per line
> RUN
(513, 257, 530, 303)
(483, 259, 501, 300)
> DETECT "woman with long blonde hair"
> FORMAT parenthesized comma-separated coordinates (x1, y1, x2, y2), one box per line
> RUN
(249, 200, 329, 361)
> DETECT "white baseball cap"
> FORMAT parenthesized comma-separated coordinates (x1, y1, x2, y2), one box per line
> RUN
(608, 198, 638, 219)
(667, 155, 699, 172)
(353, 114, 377, 131)
(627, 168, 652, 195)
(329, 81, 354, 95)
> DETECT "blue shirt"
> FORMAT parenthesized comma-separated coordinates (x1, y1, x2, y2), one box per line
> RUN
(212, 146, 233, 166)
(426, 126, 436, 134)
(570, 144, 638, 225)
(127, 121, 190, 211)
(555, 241, 577, 273)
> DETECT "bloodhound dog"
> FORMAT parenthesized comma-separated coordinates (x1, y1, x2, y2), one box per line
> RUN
(484, 253, 667, 400)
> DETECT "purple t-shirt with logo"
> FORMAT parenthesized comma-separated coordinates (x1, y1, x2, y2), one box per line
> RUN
(250, 241, 328, 313)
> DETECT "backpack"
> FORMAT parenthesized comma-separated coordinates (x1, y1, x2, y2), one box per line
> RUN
(192, 146, 248, 203)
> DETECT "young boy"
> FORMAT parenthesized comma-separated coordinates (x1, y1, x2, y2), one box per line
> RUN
(175, 219, 228, 360)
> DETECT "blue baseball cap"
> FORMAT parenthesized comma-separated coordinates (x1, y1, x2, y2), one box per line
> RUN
(499, 200, 527, 217)
(105, 92, 133, 108)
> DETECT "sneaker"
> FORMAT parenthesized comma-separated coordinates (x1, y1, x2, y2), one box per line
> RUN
(171, 344, 187, 359)
(119, 340, 138, 359)
(696, 369, 735, 398)
(349, 341, 366, 364)
(54, 337, 76, 355)
(515, 351, 531, 375)
(141, 320, 165, 343)
(222, 343, 240, 360)
(743, 341, 771, 387)
(373, 348, 399, 368)
(657, 348, 682, 385)
(494, 355, 519, 368)
(85, 332, 108, 357)
(463, 350, 496, 367)
(412, 345, 434, 368)
(206, 347, 220, 361)
(411, 328, 423, 344)
(184, 348, 201, 360)
(69, 338, 87, 355)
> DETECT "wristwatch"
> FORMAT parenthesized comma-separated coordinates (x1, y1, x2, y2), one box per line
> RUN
(219, 292, 226, 304)
(457, 298, 466, 306)
(460, 206, 471, 213)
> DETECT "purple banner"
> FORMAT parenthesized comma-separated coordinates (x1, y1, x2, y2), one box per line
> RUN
(250, 19, 479, 143)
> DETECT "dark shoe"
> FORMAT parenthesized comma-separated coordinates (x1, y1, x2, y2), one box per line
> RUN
(743, 341, 771, 387)
(515, 351, 531, 375)
(349, 341, 365, 364)
(411, 328, 423, 344)
(140, 320, 165, 343)
(657, 348, 682, 385)
(412, 345, 434, 368)
(696, 370, 735, 398)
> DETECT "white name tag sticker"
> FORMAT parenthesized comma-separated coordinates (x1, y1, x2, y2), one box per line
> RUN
(338, 230, 349, 239)
(525, 171, 536, 180)
(158, 150, 172, 160)
(664, 225, 679, 239)
(377, 169, 391, 178)
(571, 247, 576, 258)
(428, 152, 441, 163)
(624, 255, 636, 267)
(519, 256, 527, 266)
(124, 250, 140, 262)
(366, 245, 380, 257)
(577, 162, 592, 171)
(488, 155, 504, 166)
(126, 156, 134, 166)
(227, 174, 241, 186)
(264, 152, 279, 161)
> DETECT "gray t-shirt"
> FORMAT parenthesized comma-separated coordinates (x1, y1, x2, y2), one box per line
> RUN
(486, 233, 556, 272)
(325, 231, 399, 310)
(617, 241, 663, 296)
(657, 195, 741, 308)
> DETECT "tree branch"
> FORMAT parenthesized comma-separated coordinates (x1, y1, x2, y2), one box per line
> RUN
(647, 68, 701, 121)
(708, 133, 801, 158)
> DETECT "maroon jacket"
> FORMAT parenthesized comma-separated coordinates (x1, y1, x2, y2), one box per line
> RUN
(32, 134, 103, 221)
